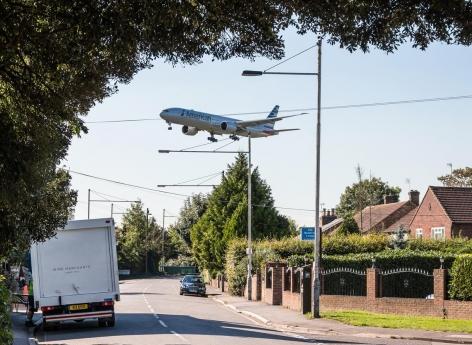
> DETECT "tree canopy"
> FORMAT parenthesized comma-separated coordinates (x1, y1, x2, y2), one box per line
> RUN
(337, 166, 401, 217)
(438, 167, 472, 187)
(117, 201, 162, 273)
(2, 1, 472, 258)
(191, 153, 296, 273)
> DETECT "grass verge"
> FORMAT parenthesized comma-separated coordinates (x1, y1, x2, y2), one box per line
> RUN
(320, 310, 472, 334)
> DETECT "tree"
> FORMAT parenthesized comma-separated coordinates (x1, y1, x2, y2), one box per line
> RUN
(117, 201, 162, 273)
(438, 167, 472, 187)
(337, 166, 401, 218)
(191, 153, 296, 273)
(336, 214, 360, 236)
(3, 0, 472, 258)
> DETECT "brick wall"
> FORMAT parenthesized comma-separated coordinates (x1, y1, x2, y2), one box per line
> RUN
(410, 188, 452, 239)
(318, 268, 472, 320)
(282, 267, 301, 311)
(263, 262, 286, 305)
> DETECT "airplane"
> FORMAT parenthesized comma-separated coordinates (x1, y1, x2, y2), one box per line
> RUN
(160, 105, 303, 142)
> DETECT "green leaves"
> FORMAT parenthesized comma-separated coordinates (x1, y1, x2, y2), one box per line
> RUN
(337, 172, 401, 218)
(438, 167, 472, 187)
(0, 276, 12, 345)
(449, 254, 472, 300)
(190, 153, 294, 274)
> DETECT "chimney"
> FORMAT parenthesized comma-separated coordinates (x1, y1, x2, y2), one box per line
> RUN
(383, 195, 399, 204)
(320, 208, 337, 226)
(409, 190, 420, 205)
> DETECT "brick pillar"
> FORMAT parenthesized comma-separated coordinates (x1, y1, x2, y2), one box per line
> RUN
(367, 268, 380, 301)
(434, 269, 447, 306)
(272, 264, 285, 305)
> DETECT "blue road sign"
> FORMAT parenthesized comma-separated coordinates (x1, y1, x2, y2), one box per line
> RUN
(300, 227, 315, 241)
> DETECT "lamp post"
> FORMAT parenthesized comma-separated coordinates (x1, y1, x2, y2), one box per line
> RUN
(242, 38, 322, 317)
(247, 133, 253, 300)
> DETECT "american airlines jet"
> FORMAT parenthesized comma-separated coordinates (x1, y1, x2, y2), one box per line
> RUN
(160, 105, 302, 142)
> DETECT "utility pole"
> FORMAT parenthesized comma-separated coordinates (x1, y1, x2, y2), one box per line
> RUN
(162, 208, 166, 270)
(145, 208, 149, 275)
(247, 133, 253, 301)
(312, 37, 322, 318)
(111, 203, 114, 218)
(87, 188, 91, 219)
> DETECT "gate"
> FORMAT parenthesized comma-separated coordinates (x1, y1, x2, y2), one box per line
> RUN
(321, 267, 366, 296)
(381, 268, 433, 298)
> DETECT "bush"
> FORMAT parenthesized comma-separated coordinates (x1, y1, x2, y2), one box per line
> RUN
(0, 275, 12, 345)
(449, 255, 472, 301)
(407, 238, 472, 254)
(336, 215, 360, 236)
(323, 250, 454, 271)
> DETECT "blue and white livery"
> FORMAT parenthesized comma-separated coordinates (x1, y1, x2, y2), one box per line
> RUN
(160, 105, 301, 142)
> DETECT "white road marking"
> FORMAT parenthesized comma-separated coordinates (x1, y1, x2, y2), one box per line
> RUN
(158, 319, 168, 328)
(171, 330, 189, 343)
(154, 313, 159, 319)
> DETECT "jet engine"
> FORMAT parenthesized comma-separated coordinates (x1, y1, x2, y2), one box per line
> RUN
(220, 121, 238, 134)
(182, 125, 198, 136)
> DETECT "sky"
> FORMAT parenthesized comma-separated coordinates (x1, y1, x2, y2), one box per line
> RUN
(66, 28, 472, 227)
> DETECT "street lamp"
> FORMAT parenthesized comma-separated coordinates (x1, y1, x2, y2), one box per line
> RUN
(242, 38, 322, 318)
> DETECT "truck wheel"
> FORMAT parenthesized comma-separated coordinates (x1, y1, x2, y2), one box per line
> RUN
(106, 313, 116, 327)
(98, 319, 107, 327)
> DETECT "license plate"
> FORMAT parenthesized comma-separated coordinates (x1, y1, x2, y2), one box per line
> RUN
(189, 288, 197, 292)
(69, 304, 88, 311)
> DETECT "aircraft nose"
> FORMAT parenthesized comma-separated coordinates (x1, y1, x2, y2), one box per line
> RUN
(160, 109, 170, 120)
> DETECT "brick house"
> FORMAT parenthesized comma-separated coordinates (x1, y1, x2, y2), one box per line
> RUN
(353, 190, 420, 234)
(409, 186, 472, 239)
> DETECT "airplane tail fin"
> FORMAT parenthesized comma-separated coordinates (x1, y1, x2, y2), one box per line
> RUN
(265, 105, 279, 129)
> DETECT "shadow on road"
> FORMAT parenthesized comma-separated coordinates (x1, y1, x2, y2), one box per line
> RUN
(34, 312, 330, 343)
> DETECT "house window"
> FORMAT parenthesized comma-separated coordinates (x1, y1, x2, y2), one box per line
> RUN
(416, 228, 423, 239)
(431, 227, 445, 240)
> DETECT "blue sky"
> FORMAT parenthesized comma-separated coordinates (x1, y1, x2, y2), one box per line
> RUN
(66, 28, 472, 227)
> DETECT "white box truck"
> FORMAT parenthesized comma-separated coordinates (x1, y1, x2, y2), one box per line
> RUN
(30, 218, 120, 327)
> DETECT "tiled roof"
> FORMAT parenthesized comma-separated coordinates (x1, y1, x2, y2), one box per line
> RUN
(354, 201, 408, 233)
(431, 186, 472, 223)
(354, 201, 419, 233)
(384, 206, 418, 233)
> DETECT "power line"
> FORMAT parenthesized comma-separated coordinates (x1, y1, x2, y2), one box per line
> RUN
(69, 170, 190, 198)
(83, 94, 472, 123)
(264, 45, 316, 72)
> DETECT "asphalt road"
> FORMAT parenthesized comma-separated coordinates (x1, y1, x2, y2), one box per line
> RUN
(35, 277, 450, 345)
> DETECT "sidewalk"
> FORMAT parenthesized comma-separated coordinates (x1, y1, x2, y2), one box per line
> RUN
(209, 288, 472, 344)
(11, 311, 38, 345)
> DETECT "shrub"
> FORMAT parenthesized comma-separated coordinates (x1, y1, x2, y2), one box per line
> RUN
(323, 234, 389, 255)
(323, 250, 454, 271)
(0, 275, 12, 345)
(336, 215, 360, 236)
(449, 254, 472, 301)
(407, 238, 472, 254)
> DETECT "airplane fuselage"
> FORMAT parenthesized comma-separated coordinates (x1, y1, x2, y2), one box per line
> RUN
(160, 107, 275, 138)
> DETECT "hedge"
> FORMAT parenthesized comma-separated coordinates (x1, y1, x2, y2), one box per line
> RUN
(407, 238, 472, 254)
(0, 275, 12, 345)
(449, 255, 472, 301)
(225, 234, 457, 296)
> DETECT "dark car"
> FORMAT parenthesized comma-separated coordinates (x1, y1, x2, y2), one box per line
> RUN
(179, 275, 206, 296)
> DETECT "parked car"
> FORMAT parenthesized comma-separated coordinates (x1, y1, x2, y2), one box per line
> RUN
(179, 275, 206, 296)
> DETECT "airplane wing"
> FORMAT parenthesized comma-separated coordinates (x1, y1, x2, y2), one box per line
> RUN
(235, 113, 306, 128)
(267, 128, 300, 134)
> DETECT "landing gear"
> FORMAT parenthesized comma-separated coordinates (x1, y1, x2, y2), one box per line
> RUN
(207, 134, 218, 142)
(166, 122, 172, 130)
(229, 134, 239, 141)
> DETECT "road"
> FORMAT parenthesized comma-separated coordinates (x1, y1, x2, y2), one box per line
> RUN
(36, 277, 449, 345)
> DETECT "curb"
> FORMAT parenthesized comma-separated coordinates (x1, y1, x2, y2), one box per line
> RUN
(28, 338, 39, 345)
(212, 296, 472, 344)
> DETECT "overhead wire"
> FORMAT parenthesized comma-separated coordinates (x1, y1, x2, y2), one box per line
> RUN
(83, 94, 472, 123)
(264, 44, 316, 72)
(69, 170, 190, 198)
